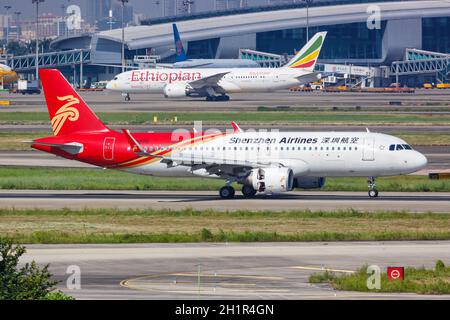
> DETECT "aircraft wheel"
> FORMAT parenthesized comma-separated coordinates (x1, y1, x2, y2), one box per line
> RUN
(368, 189, 379, 198)
(242, 185, 257, 198)
(124, 94, 131, 101)
(219, 186, 235, 199)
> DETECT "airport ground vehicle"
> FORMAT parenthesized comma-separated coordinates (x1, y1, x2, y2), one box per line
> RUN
(17, 80, 41, 95)
(31, 69, 427, 199)
(106, 32, 327, 101)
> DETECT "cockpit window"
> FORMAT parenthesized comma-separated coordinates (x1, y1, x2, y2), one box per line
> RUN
(113, 77, 118, 80)
(389, 144, 413, 151)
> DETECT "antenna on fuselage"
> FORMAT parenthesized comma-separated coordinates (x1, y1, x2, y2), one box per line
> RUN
(366, 128, 371, 133)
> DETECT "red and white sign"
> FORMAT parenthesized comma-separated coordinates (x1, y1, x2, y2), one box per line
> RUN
(387, 267, 404, 280)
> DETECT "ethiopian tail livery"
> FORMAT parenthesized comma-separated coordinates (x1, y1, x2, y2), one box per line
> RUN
(106, 32, 327, 101)
(34, 69, 427, 199)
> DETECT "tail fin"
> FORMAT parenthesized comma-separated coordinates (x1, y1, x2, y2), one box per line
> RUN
(283, 32, 327, 71)
(172, 23, 187, 62)
(39, 69, 111, 136)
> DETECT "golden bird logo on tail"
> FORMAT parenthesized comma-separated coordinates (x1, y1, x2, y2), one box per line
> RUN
(51, 95, 80, 135)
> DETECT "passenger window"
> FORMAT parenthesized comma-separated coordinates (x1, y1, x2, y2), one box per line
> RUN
(396, 145, 404, 150)
(389, 144, 395, 151)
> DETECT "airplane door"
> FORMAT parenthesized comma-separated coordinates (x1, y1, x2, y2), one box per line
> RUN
(362, 138, 375, 161)
(103, 137, 115, 161)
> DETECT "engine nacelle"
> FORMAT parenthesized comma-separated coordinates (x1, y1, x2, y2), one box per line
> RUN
(163, 83, 188, 98)
(293, 176, 326, 189)
(246, 167, 294, 193)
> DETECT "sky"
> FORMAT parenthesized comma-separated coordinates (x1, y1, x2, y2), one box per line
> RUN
(0, 0, 293, 20)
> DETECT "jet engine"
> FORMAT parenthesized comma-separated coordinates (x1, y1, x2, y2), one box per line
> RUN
(246, 167, 294, 193)
(293, 176, 326, 189)
(163, 83, 189, 98)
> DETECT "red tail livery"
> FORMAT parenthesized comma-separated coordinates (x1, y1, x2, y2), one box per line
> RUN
(40, 69, 110, 136)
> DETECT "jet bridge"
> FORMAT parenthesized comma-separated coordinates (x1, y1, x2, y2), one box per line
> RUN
(390, 49, 450, 84)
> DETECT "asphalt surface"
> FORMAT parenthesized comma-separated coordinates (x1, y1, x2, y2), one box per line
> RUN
(1, 190, 449, 212)
(2, 124, 450, 134)
(1, 146, 448, 171)
(22, 241, 450, 300)
(1, 89, 449, 112)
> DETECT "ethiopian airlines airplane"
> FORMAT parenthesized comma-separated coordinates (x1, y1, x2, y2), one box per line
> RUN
(32, 69, 427, 199)
(106, 32, 327, 101)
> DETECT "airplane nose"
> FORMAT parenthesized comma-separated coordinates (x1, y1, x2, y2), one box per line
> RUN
(106, 81, 112, 90)
(410, 152, 428, 171)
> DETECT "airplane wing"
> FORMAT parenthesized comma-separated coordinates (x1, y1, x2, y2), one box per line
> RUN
(188, 72, 229, 89)
(173, 61, 214, 68)
(295, 72, 322, 84)
(26, 141, 83, 155)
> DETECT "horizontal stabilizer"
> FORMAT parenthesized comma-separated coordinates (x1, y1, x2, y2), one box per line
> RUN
(27, 141, 83, 155)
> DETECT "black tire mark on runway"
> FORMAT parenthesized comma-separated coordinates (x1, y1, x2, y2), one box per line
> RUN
(1, 192, 449, 203)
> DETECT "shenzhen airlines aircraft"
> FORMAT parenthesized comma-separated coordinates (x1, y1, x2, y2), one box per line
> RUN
(33, 69, 427, 199)
(106, 32, 327, 101)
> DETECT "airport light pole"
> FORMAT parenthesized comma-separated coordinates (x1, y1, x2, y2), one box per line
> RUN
(4, 6, 11, 46)
(119, 0, 129, 73)
(303, 0, 313, 42)
(14, 11, 21, 41)
(32, 0, 44, 81)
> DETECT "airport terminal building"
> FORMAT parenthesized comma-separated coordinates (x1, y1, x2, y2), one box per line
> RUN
(9, 0, 450, 86)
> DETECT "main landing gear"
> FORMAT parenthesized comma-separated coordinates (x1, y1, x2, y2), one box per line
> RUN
(206, 94, 230, 102)
(242, 185, 257, 198)
(219, 185, 257, 199)
(219, 186, 235, 199)
(367, 176, 379, 198)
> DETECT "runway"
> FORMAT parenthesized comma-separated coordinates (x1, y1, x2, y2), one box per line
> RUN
(2, 124, 450, 134)
(22, 241, 450, 299)
(1, 90, 449, 113)
(1, 190, 449, 212)
(1, 146, 448, 171)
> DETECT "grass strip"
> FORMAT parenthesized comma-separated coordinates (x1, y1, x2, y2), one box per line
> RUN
(309, 260, 450, 295)
(0, 167, 449, 192)
(1, 208, 450, 244)
(1, 112, 450, 125)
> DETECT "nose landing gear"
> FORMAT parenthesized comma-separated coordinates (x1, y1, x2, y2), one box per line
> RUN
(367, 177, 379, 198)
(123, 93, 131, 101)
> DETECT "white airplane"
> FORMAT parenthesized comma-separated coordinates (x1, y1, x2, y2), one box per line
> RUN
(34, 69, 428, 200)
(170, 23, 259, 69)
(106, 32, 327, 101)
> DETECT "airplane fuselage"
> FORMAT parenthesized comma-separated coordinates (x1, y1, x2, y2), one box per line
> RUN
(34, 130, 427, 180)
(106, 67, 314, 95)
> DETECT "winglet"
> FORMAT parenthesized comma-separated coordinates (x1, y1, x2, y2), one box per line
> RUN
(231, 121, 242, 133)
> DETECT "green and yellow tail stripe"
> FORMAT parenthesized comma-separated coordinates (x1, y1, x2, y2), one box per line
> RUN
(286, 32, 326, 70)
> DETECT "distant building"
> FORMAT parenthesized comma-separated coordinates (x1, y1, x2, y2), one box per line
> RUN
(85, 0, 112, 25)
(0, 15, 11, 41)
